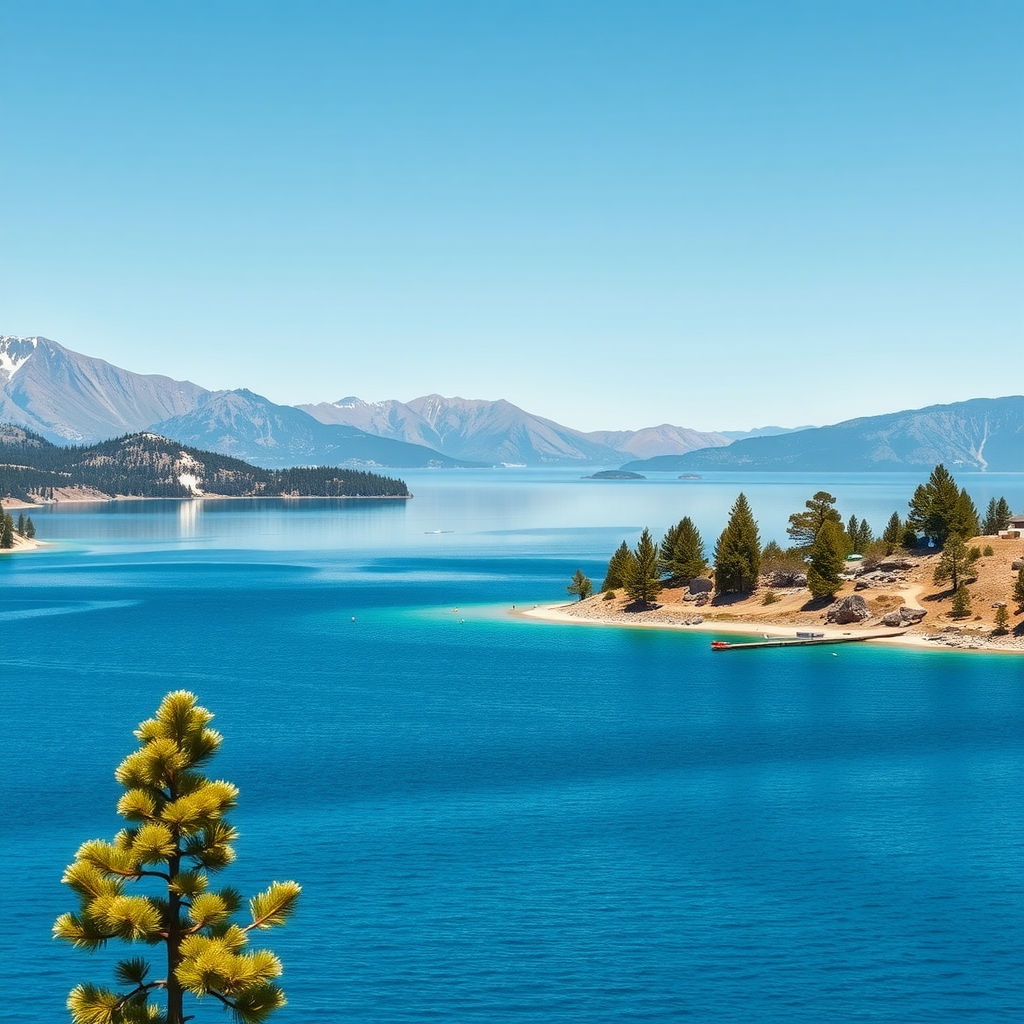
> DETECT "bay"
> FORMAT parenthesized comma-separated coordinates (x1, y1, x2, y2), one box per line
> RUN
(2, 471, 1022, 1022)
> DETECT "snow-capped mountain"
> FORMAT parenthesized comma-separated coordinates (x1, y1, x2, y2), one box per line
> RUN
(0, 335, 207, 443)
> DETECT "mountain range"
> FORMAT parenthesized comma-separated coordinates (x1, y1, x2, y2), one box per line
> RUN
(2, 334, 1021, 472)
(0, 335, 742, 467)
(622, 396, 1024, 473)
(298, 395, 733, 465)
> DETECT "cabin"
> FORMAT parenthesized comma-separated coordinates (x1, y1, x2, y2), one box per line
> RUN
(999, 513, 1024, 539)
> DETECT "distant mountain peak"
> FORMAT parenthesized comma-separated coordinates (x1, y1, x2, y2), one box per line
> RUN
(0, 335, 41, 385)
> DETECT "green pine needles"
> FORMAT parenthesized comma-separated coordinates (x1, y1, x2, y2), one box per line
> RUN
(54, 691, 300, 1024)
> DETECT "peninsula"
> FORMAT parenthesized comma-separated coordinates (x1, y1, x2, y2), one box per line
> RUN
(0, 425, 410, 502)
(530, 535, 1024, 653)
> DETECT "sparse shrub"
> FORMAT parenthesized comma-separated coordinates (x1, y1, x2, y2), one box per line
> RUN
(603, 590, 616, 601)
(859, 539, 889, 570)
(983, 545, 994, 557)
(969, 545, 982, 561)
(762, 590, 780, 605)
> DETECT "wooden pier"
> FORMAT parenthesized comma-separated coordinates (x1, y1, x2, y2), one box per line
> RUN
(710, 631, 907, 651)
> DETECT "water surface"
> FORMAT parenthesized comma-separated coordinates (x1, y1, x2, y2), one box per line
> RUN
(2, 471, 1022, 1022)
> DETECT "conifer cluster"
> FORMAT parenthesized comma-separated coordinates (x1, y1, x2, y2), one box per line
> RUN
(0, 429, 409, 501)
(592, 463, 1017, 606)
(54, 692, 300, 1024)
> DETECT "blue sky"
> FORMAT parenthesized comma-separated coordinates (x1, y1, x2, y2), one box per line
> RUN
(2, 1, 1021, 431)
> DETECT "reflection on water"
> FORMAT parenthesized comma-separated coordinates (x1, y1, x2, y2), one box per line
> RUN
(178, 499, 201, 538)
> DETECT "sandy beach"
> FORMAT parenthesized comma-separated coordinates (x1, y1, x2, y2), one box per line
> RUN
(520, 601, 1024, 654)
(0, 533, 47, 555)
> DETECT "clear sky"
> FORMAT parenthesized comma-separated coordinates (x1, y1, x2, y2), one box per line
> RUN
(2, 1, 1022, 432)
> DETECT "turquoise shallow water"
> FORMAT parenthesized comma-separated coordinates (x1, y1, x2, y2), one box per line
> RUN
(2, 472, 1022, 1022)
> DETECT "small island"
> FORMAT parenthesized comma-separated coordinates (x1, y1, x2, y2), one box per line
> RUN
(582, 470, 646, 480)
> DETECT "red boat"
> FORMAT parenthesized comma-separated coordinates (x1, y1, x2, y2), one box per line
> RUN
(710, 641, 731, 651)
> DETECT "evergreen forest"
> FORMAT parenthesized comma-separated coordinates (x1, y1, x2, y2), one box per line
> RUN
(0, 426, 410, 501)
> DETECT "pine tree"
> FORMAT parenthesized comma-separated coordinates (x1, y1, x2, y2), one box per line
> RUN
(1014, 570, 1024, 611)
(567, 569, 593, 601)
(0, 513, 13, 549)
(624, 528, 662, 606)
(807, 519, 846, 598)
(54, 691, 300, 1024)
(24, 517, 35, 539)
(657, 521, 682, 578)
(952, 487, 980, 540)
(660, 516, 705, 584)
(995, 497, 1012, 532)
(881, 511, 904, 553)
(16, 512, 25, 535)
(907, 465, 971, 547)
(855, 518, 873, 553)
(993, 605, 1010, 633)
(932, 532, 979, 592)
(982, 497, 1001, 535)
(786, 492, 842, 549)
(601, 541, 634, 592)
(714, 493, 761, 594)
(950, 584, 972, 618)
(981, 496, 1011, 535)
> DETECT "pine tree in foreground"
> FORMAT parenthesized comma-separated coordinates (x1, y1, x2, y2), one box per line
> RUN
(54, 691, 300, 1024)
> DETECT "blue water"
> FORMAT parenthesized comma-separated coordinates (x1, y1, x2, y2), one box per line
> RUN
(2, 472, 1022, 1022)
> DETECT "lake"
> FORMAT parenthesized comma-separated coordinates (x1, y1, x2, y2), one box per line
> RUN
(2, 470, 1022, 1022)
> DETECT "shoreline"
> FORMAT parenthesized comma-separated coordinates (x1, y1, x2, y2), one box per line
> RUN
(518, 602, 1024, 656)
(3, 493, 413, 507)
(0, 535, 49, 555)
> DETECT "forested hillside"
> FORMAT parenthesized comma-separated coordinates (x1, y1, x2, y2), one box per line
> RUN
(0, 426, 410, 501)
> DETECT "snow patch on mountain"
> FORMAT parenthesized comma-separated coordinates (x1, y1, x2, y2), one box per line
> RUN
(176, 451, 205, 494)
(0, 336, 39, 385)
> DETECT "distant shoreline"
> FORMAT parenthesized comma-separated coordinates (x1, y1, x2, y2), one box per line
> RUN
(4, 493, 413, 507)
(518, 601, 1024, 655)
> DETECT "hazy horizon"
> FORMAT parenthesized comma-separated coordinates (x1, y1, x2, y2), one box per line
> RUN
(3, 2, 1021, 432)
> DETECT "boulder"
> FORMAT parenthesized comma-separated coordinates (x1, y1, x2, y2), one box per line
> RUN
(854, 581, 871, 591)
(768, 570, 805, 588)
(899, 606, 927, 624)
(825, 594, 871, 625)
(877, 558, 915, 572)
(882, 606, 927, 627)
(1012, 558, 1024, 571)
(688, 577, 713, 594)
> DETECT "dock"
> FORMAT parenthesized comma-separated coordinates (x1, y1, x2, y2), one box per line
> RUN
(711, 631, 907, 651)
